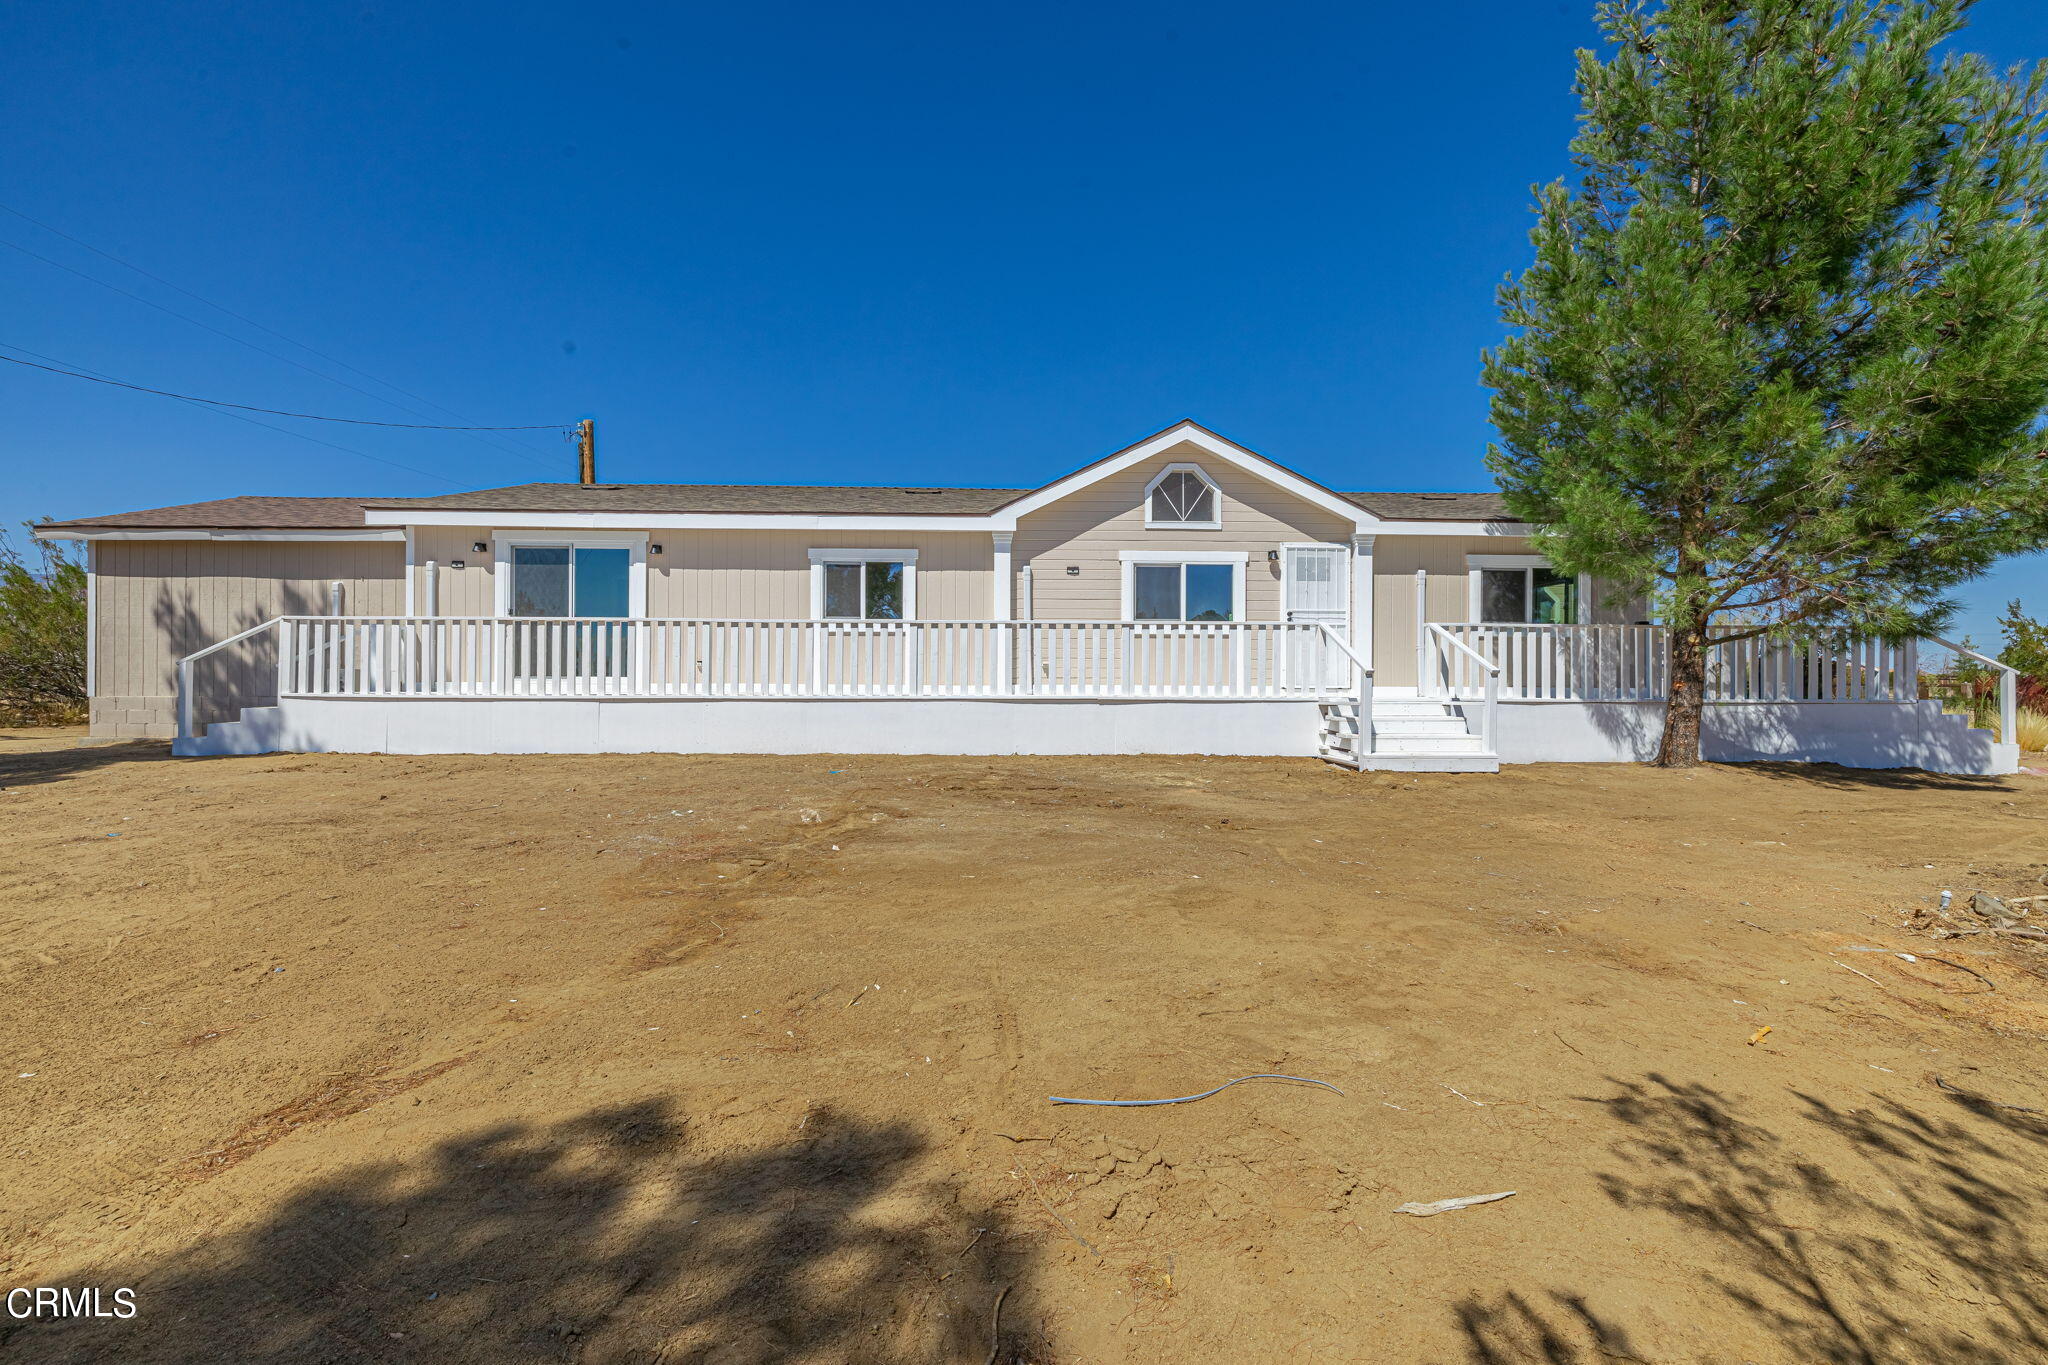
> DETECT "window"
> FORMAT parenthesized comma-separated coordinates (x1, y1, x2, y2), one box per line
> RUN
(509, 545, 632, 618)
(1144, 464, 1221, 528)
(496, 536, 646, 681)
(1476, 563, 1581, 624)
(496, 536, 646, 619)
(822, 560, 905, 620)
(1123, 557, 1244, 621)
(809, 550, 918, 620)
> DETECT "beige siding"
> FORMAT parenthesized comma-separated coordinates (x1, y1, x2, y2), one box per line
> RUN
(408, 528, 996, 621)
(662, 531, 993, 619)
(409, 526, 496, 616)
(93, 539, 404, 737)
(1015, 444, 1355, 620)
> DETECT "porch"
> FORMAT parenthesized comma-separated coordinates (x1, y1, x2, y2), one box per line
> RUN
(169, 615, 2020, 775)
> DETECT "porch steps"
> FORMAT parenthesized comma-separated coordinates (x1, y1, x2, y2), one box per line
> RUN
(172, 706, 283, 758)
(1317, 699, 1499, 774)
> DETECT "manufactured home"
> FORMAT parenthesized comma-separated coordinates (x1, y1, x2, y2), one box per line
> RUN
(35, 421, 2015, 774)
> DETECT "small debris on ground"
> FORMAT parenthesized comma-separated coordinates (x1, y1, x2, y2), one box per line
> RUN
(1395, 1191, 1516, 1218)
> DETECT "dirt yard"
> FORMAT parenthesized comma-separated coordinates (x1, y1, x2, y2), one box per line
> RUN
(3, 729, 2046, 1364)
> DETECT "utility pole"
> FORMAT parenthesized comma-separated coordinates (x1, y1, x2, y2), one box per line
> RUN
(577, 419, 596, 485)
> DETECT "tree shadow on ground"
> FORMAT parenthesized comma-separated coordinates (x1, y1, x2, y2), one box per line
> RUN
(1539, 1072, 2048, 1364)
(1451, 1288, 1643, 1364)
(0, 738, 172, 789)
(5, 1099, 1040, 1365)
(1722, 760, 2018, 793)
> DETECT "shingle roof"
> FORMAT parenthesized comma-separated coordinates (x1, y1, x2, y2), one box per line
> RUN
(44, 481, 1514, 529)
(378, 482, 1034, 516)
(1338, 490, 1511, 521)
(41, 495, 417, 530)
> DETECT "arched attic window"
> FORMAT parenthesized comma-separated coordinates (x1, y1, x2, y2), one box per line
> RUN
(1144, 463, 1221, 529)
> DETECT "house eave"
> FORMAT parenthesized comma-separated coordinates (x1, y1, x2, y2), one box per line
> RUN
(33, 527, 406, 542)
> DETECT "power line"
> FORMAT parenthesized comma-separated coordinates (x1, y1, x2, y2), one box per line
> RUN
(0, 204, 567, 471)
(0, 342, 462, 488)
(0, 348, 573, 429)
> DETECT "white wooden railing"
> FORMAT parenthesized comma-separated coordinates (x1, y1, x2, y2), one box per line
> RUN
(1421, 624, 1500, 752)
(267, 616, 1354, 705)
(1428, 624, 1921, 704)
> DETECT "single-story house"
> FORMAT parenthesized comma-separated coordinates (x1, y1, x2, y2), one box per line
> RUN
(34, 420, 2013, 774)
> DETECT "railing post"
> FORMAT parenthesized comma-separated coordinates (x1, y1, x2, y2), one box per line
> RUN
(2002, 666, 2018, 744)
(1358, 667, 1375, 758)
(1414, 569, 1428, 695)
(176, 657, 195, 746)
(1485, 667, 1500, 754)
(276, 619, 293, 700)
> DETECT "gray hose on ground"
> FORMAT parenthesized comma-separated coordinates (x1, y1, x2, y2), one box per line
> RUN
(1048, 1074, 1345, 1107)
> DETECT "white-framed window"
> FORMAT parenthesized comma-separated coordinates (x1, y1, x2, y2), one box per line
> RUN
(808, 549, 918, 621)
(1466, 554, 1584, 625)
(1143, 463, 1222, 529)
(492, 533, 648, 619)
(1119, 550, 1248, 622)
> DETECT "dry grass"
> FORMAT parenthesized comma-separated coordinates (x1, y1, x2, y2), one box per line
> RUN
(2016, 707, 2048, 752)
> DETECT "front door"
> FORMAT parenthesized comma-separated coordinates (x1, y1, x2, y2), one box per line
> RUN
(1283, 544, 1350, 688)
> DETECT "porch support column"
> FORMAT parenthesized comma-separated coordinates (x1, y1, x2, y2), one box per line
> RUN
(992, 532, 1014, 695)
(1349, 533, 1375, 669)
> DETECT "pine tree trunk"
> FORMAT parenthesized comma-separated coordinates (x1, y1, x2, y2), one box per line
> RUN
(1657, 623, 1708, 767)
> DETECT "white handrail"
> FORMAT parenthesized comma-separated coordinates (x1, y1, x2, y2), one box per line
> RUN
(1424, 623, 1501, 754)
(1316, 625, 1375, 757)
(1927, 633, 2020, 743)
(261, 616, 1351, 703)
(175, 617, 284, 743)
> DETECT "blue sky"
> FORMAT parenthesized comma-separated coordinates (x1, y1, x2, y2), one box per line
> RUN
(4, 1, 2044, 645)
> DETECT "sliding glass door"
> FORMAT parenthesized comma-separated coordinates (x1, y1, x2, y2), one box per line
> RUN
(508, 544, 635, 682)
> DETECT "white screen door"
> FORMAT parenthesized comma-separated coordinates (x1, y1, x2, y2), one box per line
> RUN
(1283, 544, 1349, 688)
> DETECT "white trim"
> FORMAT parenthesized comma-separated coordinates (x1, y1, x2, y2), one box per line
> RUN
(1142, 462, 1223, 530)
(999, 422, 1374, 529)
(31, 528, 407, 542)
(805, 547, 923, 564)
(1465, 553, 1586, 624)
(807, 549, 920, 621)
(404, 528, 417, 617)
(1117, 549, 1249, 564)
(492, 532, 649, 619)
(991, 532, 1013, 621)
(84, 540, 97, 702)
(1117, 551, 1249, 621)
(1349, 534, 1375, 668)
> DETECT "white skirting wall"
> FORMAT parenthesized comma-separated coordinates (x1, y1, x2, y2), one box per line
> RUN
(181, 697, 1328, 759)
(1492, 699, 2017, 775)
(176, 695, 2017, 776)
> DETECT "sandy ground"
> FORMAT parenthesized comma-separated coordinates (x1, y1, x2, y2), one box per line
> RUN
(3, 728, 2048, 1364)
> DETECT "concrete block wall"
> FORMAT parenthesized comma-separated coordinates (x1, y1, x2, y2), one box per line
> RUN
(90, 695, 176, 740)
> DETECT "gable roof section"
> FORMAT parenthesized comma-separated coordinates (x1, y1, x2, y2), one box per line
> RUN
(40, 421, 1517, 535)
(993, 420, 1377, 527)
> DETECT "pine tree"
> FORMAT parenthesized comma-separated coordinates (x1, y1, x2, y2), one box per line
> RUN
(1484, 0, 2048, 765)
